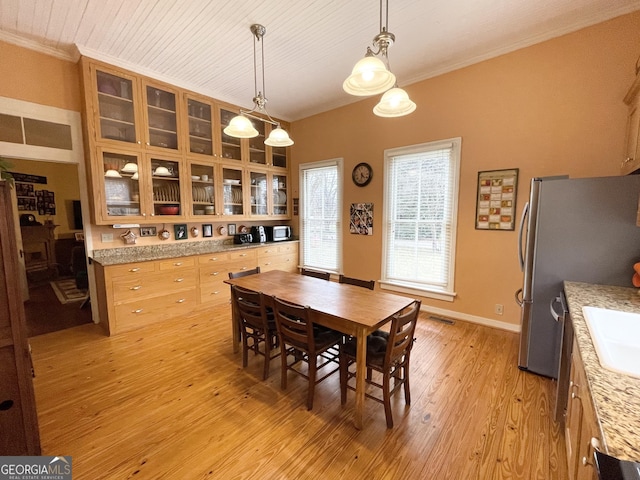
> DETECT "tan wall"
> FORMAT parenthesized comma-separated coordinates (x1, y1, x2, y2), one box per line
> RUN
(8, 158, 81, 238)
(0, 40, 81, 111)
(289, 11, 640, 327)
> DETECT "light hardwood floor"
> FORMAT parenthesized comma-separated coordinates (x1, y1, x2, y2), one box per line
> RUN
(30, 304, 567, 479)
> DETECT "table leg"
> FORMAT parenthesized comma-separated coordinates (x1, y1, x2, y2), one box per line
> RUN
(354, 328, 366, 430)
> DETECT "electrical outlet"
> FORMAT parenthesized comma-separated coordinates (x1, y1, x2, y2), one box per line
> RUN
(495, 304, 504, 315)
(101, 233, 114, 243)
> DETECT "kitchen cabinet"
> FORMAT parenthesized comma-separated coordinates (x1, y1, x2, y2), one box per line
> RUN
(621, 74, 640, 175)
(256, 243, 298, 272)
(565, 336, 600, 480)
(81, 57, 291, 224)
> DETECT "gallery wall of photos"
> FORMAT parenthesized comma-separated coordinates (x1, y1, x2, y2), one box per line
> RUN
(12, 172, 56, 215)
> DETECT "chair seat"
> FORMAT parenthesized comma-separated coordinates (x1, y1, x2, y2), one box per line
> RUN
(342, 330, 389, 367)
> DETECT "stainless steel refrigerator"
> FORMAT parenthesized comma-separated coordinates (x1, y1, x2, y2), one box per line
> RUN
(516, 175, 640, 379)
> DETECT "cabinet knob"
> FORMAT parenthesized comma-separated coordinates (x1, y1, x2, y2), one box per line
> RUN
(212, 291, 220, 295)
(177, 298, 186, 303)
(175, 278, 184, 282)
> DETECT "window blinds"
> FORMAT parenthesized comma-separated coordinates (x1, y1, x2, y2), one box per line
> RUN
(384, 140, 459, 293)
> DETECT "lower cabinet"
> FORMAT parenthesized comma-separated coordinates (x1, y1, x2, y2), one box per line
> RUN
(95, 242, 298, 334)
(565, 336, 600, 480)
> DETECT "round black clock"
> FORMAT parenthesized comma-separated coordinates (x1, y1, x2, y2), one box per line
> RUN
(352, 162, 373, 187)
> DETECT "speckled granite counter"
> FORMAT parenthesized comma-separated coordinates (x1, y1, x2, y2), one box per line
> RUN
(91, 239, 298, 266)
(564, 281, 640, 461)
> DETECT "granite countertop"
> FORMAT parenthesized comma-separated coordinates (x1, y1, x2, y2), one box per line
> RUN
(563, 281, 640, 461)
(91, 239, 298, 266)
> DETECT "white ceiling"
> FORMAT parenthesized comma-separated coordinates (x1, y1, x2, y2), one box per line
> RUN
(1, 0, 639, 121)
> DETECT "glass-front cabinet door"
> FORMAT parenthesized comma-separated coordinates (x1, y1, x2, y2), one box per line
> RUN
(149, 155, 183, 219)
(189, 162, 216, 217)
(186, 96, 215, 157)
(94, 67, 140, 145)
(271, 144, 288, 169)
(221, 165, 244, 217)
(144, 83, 179, 151)
(97, 148, 144, 224)
(219, 108, 243, 162)
(249, 170, 268, 216)
(248, 120, 266, 165)
(271, 173, 289, 217)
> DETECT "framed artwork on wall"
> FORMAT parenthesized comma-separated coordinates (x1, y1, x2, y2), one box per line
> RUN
(202, 224, 212, 237)
(475, 168, 519, 230)
(174, 224, 188, 240)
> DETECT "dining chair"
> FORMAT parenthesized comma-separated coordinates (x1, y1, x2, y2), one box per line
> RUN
(230, 285, 279, 380)
(228, 266, 261, 279)
(339, 299, 421, 428)
(271, 296, 342, 410)
(338, 274, 375, 290)
(300, 268, 330, 281)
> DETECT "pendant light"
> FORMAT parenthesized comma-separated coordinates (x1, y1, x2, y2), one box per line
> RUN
(224, 24, 293, 146)
(343, 0, 415, 117)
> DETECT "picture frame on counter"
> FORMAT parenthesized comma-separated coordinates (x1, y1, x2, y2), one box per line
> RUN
(202, 224, 212, 237)
(227, 223, 236, 235)
(475, 168, 518, 231)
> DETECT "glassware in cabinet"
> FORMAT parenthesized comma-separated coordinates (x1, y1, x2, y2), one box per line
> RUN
(249, 121, 266, 165)
(149, 155, 183, 218)
(187, 97, 214, 157)
(98, 149, 143, 222)
(219, 108, 243, 161)
(271, 174, 288, 216)
(189, 162, 216, 216)
(249, 171, 268, 216)
(222, 166, 244, 216)
(95, 69, 138, 144)
(145, 85, 179, 150)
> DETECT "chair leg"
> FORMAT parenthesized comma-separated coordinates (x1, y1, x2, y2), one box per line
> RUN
(241, 333, 249, 368)
(262, 336, 270, 380)
(382, 369, 394, 428)
(307, 355, 317, 410)
(280, 344, 288, 390)
(403, 362, 411, 405)
(339, 353, 347, 405)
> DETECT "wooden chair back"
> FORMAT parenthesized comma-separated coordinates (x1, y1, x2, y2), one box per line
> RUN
(300, 268, 330, 281)
(338, 275, 374, 290)
(231, 285, 268, 332)
(228, 266, 261, 279)
(385, 300, 421, 367)
(271, 296, 314, 352)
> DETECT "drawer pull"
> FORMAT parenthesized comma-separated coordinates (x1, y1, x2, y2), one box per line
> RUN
(174, 262, 183, 266)
(212, 291, 220, 295)
(210, 272, 220, 276)
(265, 262, 271, 265)
(177, 298, 186, 303)
(241, 266, 247, 270)
(209, 257, 218, 261)
(240, 253, 247, 257)
(132, 309, 143, 314)
(130, 285, 142, 291)
(129, 268, 141, 272)
(175, 278, 184, 282)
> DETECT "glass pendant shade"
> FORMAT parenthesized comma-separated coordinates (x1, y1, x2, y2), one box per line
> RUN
(223, 114, 259, 138)
(373, 87, 416, 117)
(343, 56, 396, 96)
(265, 126, 294, 147)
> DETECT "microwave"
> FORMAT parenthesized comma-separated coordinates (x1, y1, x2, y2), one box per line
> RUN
(266, 225, 291, 242)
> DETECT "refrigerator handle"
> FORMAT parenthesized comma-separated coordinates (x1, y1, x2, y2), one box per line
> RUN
(515, 288, 523, 307)
(518, 202, 529, 272)
(550, 295, 565, 322)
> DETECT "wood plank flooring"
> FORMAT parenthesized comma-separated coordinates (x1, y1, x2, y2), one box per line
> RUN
(29, 304, 567, 479)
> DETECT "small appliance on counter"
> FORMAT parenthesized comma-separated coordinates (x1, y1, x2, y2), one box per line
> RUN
(266, 225, 291, 242)
(594, 450, 640, 480)
(250, 225, 266, 243)
(233, 233, 253, 244)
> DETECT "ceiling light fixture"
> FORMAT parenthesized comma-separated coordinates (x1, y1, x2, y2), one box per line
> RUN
(224, 24, 293, 147)
(343, 0, 416, 117)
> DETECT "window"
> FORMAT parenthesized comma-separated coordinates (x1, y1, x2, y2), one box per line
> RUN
(299, 159, 343, 273)
(381, 138, 461, 301)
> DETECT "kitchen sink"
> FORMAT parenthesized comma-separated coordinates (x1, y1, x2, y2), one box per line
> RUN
(582, 306, 640, 379)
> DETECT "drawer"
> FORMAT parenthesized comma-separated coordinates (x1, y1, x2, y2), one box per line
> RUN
(197, 252, 230, 266)
(227, 249, 257, 262)
(107, 261, 157, 279)
(278, 243, 298, 255)
(158, 257, 196, 271)
(199, 264, 230, 284)
(256, 246, 279, 257)
(259, 253, 297, 272)
(112, 270, 196, 303)
(226, 260, 260, 276)
(199, 277, 230, 305)
(114, 289, 197, 333)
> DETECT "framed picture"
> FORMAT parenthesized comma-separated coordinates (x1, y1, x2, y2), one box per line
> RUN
(350, 203, 373, 235)
(174, 223, 188, 240)
(227, 223, 236, 235)
(140, 226, 157, 237)
(475, 168, 519, 231)
(202, 224, 213, 237)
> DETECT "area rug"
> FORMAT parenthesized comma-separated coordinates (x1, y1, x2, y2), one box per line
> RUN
(50, 278, 88, 304)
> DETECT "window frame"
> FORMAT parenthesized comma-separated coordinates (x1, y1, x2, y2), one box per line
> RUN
(380, 138, 461, 301)
(298, 158, 343, 274)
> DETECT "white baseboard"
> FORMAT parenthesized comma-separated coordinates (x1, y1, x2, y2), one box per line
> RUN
(420, 304, 520, 333)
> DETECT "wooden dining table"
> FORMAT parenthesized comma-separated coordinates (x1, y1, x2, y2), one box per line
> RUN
(224, 269, 415, 429)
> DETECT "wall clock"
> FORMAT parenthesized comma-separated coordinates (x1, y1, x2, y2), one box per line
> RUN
(352, 162, 373, 187)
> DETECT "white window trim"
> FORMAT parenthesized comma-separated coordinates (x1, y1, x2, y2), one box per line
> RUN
(299, 158, 343, 274)
(381, 138, 461, 302)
